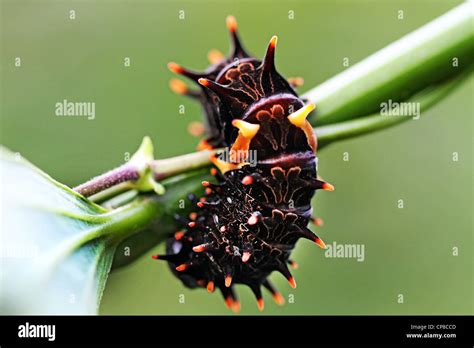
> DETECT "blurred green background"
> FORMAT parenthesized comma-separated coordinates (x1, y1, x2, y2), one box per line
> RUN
(1, 0, 472, 315)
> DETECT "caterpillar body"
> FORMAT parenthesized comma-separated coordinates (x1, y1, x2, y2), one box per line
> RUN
(153, 16, 334, 312)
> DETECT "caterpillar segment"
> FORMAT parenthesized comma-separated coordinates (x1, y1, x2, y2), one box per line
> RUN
(155, 16, 334, 312)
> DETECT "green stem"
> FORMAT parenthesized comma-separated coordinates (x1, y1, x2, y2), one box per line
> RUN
(315, 72, 471, 148)
(150, 149, 217, 180)
(88, 181, 135, 203)
(304, 1, 474, 126)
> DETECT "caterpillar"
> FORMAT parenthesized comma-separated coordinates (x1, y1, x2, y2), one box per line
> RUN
(152, 16, 334, 312)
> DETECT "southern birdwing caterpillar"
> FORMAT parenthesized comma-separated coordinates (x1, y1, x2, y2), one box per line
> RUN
(152, 16, 334, 312)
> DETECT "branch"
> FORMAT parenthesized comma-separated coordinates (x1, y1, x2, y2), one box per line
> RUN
(304, 1, 474, 126)
(315, 71, 472, 148)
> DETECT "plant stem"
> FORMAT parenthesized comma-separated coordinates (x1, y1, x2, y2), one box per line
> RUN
(150, 149, 217, 180)
(74, 164, 139, 197)
(304, 1, 474, 126)
(74, 150, 217, 202)
(315, 72, 472, 148)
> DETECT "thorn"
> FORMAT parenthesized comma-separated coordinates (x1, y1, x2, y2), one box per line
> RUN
(168, 62, 202, 81)
(174, 230, 185, 240)
(322, 182, 335, 192)
(207, 281, 215, 293)
(250, 284, 264, 311)
(229, 120, 260, 162)
(311, 217, 324, 226)
(199, 78, 252, 104)
(278, 262, 296, 288)
(198, 77, 211, 88)
(197, 139, 213, 151)
(176, 264, 188, 272)
(198, 78, 233, 97)
(169, 78, 188, 95)
(242, 251, 251, 263)
(288, 277, 297, 289)
(208, 49, 224, 64)
(152, 254, 179, 262)
(257, 298, 264, 311)
(288, 77, 305, 88)
(269, 35, 278, 49)
(187, 121, 205, 137)
(188, 221, 196, 228)
(225, 16, 248, 58)
(226, 15, 238, 33)
(295, 225, 319, 244)
(192, 243, 209, 253)
(241, 175, 253, 185)
(315, 237, 327, 250)
(231, 300, 241, 313)
(288, 103, 315, 128)
(225, 275, 233, 287)
(288, 259, 299, 270)
(210, 154, 241, 174)
(224, 296, 233, 309)
(247, 212, 260, 226)
(232, 119, 260, 139)
(261, 35, 278, 71)
(309, 179, 334, 191)
(262, 279, 285, 305)
(273, 292, 285, 305)
(199, 75, 254, 104)
(167, 62, 184, 74)
(286, 105, 318, 153)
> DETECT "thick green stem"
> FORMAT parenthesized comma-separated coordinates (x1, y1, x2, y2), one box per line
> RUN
(315, 72, 472, 148)
(304, 1, 474, 126)
(150, 149, 217, 180)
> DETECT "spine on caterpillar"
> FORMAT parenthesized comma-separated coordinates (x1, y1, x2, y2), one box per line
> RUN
(153, 16, 334, 312)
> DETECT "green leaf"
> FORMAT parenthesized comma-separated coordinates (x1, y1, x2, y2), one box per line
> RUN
(0, 147, 109, 314)
(0, 147, 208, 314)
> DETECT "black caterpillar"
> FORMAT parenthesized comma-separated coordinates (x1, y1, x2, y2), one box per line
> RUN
(152, 16, 334, 312)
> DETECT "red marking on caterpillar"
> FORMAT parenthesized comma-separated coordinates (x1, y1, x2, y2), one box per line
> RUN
(153, 16, 334, 312)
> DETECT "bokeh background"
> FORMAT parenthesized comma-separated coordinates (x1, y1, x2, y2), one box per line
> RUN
(1, 0, 472, 315)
